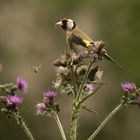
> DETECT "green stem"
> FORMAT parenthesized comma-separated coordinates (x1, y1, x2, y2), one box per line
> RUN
(70, 64, 77, 98)
(53, 112, 67, 140)
(76, 61, 93, 101)
(69, 61, 93, 140)
(87, 103, 124, 140)
(14, 113, 35, 140)
(70, 102, 81, 140)
(81, 105, 98, 117)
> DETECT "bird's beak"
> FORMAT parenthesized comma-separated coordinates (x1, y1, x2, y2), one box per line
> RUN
(55, 21, 62, 26)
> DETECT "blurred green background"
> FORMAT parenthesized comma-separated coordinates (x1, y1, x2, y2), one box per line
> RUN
(0, 0, 140, 140)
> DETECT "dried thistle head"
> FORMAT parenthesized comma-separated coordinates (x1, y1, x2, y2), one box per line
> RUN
(95, 69, 103, 81)
(76, 65, 88, 76)
(56, 66, 70, 76)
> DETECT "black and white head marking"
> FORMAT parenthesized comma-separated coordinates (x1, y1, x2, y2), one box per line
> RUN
(61, 19, 76, 31)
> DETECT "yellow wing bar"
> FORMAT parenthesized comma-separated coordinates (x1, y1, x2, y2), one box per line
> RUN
(83, 39, 93, 48)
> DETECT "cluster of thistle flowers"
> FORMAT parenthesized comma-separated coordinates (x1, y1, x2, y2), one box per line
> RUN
(36, 90, 60, 116)
(35, 41, 105, 115)
(52, 41, 105, 96)
(0, 77, 28, 117)
(121, 82, 140, 107)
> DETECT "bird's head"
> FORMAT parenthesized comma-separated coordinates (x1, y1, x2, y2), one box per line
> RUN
(55, 18, 76, 31)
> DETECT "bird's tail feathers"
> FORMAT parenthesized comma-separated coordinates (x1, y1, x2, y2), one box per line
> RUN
(104, 53, 124, 70)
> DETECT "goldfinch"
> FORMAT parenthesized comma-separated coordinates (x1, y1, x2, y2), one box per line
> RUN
(55, 18, 122, 69)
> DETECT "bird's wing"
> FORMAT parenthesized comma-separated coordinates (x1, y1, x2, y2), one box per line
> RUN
(72, 26, 94, 48)
(71, 34, 88, 47)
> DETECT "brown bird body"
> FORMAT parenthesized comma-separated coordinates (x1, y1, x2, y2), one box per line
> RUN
(66, 25, 93, 50)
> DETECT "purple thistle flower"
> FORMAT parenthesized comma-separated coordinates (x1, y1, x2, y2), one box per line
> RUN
(93, 53, 98, 61)
(7, 95, 23, 105)
(36, 103, 46, 114)
(78, 51, 88, 60)
(85, 84, 94, 93)
(43, 90, 57, 98)
(121, 82, 136, 92)
(53, 59, 67, 67)
(16, 77, 28, 92)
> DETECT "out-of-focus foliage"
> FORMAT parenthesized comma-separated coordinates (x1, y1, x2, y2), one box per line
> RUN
(0, 0, 140, 140)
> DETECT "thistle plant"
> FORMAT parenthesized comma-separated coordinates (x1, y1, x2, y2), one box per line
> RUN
(0, 41, 140, 140)
(0, 77, 35, 140)
(35, 41, 140, 140)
